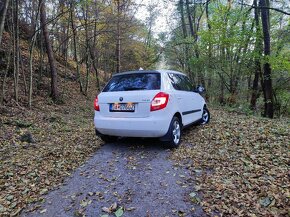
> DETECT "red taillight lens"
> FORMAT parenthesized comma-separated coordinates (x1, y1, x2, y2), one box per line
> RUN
(94, 96, 100, 111)
(150, 92, 169, 111)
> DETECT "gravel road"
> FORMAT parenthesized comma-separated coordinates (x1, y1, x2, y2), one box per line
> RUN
(22, 139, 207, 217)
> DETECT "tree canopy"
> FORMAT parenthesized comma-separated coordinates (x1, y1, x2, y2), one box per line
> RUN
(0, 0, 289, 117)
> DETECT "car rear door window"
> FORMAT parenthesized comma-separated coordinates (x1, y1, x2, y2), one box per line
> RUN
(179, 75, 193, 91)
(103, 73, 161, 92)
(168, 73, 193, 91)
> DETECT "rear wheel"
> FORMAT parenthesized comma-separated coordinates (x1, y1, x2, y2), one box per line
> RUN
(165, 116, 182, 148)
(200, 107, 210, 125)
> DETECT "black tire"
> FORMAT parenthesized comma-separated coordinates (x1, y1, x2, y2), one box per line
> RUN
(100, 135, 118, 143)
(165, 116, 182, 148)
(200, 107, 210, 125)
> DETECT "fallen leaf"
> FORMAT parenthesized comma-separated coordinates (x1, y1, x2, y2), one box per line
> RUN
(40, 188, 48, 195)
(126, 207, 136, 211)
(0, 204, 6, 212)
(189, 192, 197, 198)
(259, 197, 272, 207)
(6, 195, 14, 201)
(40, 209, 47, 214)
(102, 207, 111, 213)
(80, 199, 92, 207)
(111, 202, 117, 211)
(114, 207, 124, 217)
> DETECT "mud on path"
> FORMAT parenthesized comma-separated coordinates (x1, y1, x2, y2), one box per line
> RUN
(22, 139, 206, 217)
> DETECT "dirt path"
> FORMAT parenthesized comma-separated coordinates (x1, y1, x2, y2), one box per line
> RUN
(21, 139, 206, 217)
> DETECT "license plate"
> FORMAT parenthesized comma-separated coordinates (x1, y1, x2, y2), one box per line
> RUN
(110, 103, 135, 112)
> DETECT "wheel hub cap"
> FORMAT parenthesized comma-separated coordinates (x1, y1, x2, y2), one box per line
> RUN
(202, 110, 208, 123)
(172, 121, 181, 144)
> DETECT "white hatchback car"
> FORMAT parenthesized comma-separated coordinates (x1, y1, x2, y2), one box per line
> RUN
(94, 70, 210, 147)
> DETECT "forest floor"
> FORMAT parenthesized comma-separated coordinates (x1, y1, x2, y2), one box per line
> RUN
(1, 98, 289, 216)
(0, 43, 289, 217)
(0, 79, 102, 216)
(171, 109, 289, 216)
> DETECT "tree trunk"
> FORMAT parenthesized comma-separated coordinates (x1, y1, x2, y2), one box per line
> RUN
(115, 0, 121, 73)
(13, 0, 20, 102)
(70, 2, 83, 92)
(0, 0, 10, 45)
(84, 4, 90, 95)
(38, 31, 44, 88)
(89, 18, 100, 91)
(219, 77, 225, 105)
(145, 5, 157, 49)
(180, 0, 187, 38)
(64, 18, 70, 78)
(31, 0, 37, 31)
(29, 0, 41, 108)
(29, 37, 37, 107)
(205, 0, 212, 101)
(59, 0, 67, 58)
(185, 0, 194, 37)
(205, 0, 211, 30)
(179, 0, 191, 74)
(250, 0, 262, 111)
(20, 49, 27, 95)
(250, 68, 260, 110)
(260, 0, 274, 118)
(40, 0, 59, 100)
(1, 44, 12, 104)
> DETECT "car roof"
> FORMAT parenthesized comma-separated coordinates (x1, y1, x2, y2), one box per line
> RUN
(112, 69, 186, 77)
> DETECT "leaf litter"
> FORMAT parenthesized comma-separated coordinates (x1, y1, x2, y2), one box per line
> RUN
(172, 109, 289, 216)
(1, 83, 289, 217)
(0, 85, 101, 215)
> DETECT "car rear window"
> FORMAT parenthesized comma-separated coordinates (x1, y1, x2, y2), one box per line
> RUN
(103, 73, 161, 92)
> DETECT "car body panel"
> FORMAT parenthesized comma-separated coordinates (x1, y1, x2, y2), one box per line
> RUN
(94, 104, 175, 137)
(98, 90, 159, 118)
(175, 90, 203, 126)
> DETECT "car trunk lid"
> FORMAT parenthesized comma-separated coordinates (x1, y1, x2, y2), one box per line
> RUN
(98, 90, 158, 118)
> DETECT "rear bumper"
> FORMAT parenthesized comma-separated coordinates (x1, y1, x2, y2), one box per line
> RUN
(94, 112, 171, 138)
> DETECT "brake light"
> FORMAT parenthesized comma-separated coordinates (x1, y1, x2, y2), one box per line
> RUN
(94, 96, 100, 111)
(150, 92, 169, 111)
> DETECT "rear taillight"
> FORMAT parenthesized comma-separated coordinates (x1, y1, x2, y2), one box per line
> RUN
(94, 96, 100, 111)
(150, 92, 169, 111)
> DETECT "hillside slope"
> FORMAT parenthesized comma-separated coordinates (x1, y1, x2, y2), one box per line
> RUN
(0, 80, 101, 215)
(0, 32, 102, 215)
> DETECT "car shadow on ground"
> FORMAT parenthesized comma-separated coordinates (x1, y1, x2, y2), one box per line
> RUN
(104, 137, 170, 151)
(103, 126, 199, 151)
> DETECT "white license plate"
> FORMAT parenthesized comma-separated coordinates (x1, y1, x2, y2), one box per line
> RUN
(110, 103, 135, 112)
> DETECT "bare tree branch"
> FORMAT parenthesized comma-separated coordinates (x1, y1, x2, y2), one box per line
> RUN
(238, 2, 290, 15)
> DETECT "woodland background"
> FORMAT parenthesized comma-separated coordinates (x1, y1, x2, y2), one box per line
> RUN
(0, 0, 289, 117)
(0, 0, 289, 216)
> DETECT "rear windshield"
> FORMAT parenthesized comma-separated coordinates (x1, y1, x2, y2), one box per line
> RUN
(103, 73, 161, 92)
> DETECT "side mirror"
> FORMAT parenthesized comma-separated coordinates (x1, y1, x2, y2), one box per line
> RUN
(195, 85, 205, 94)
